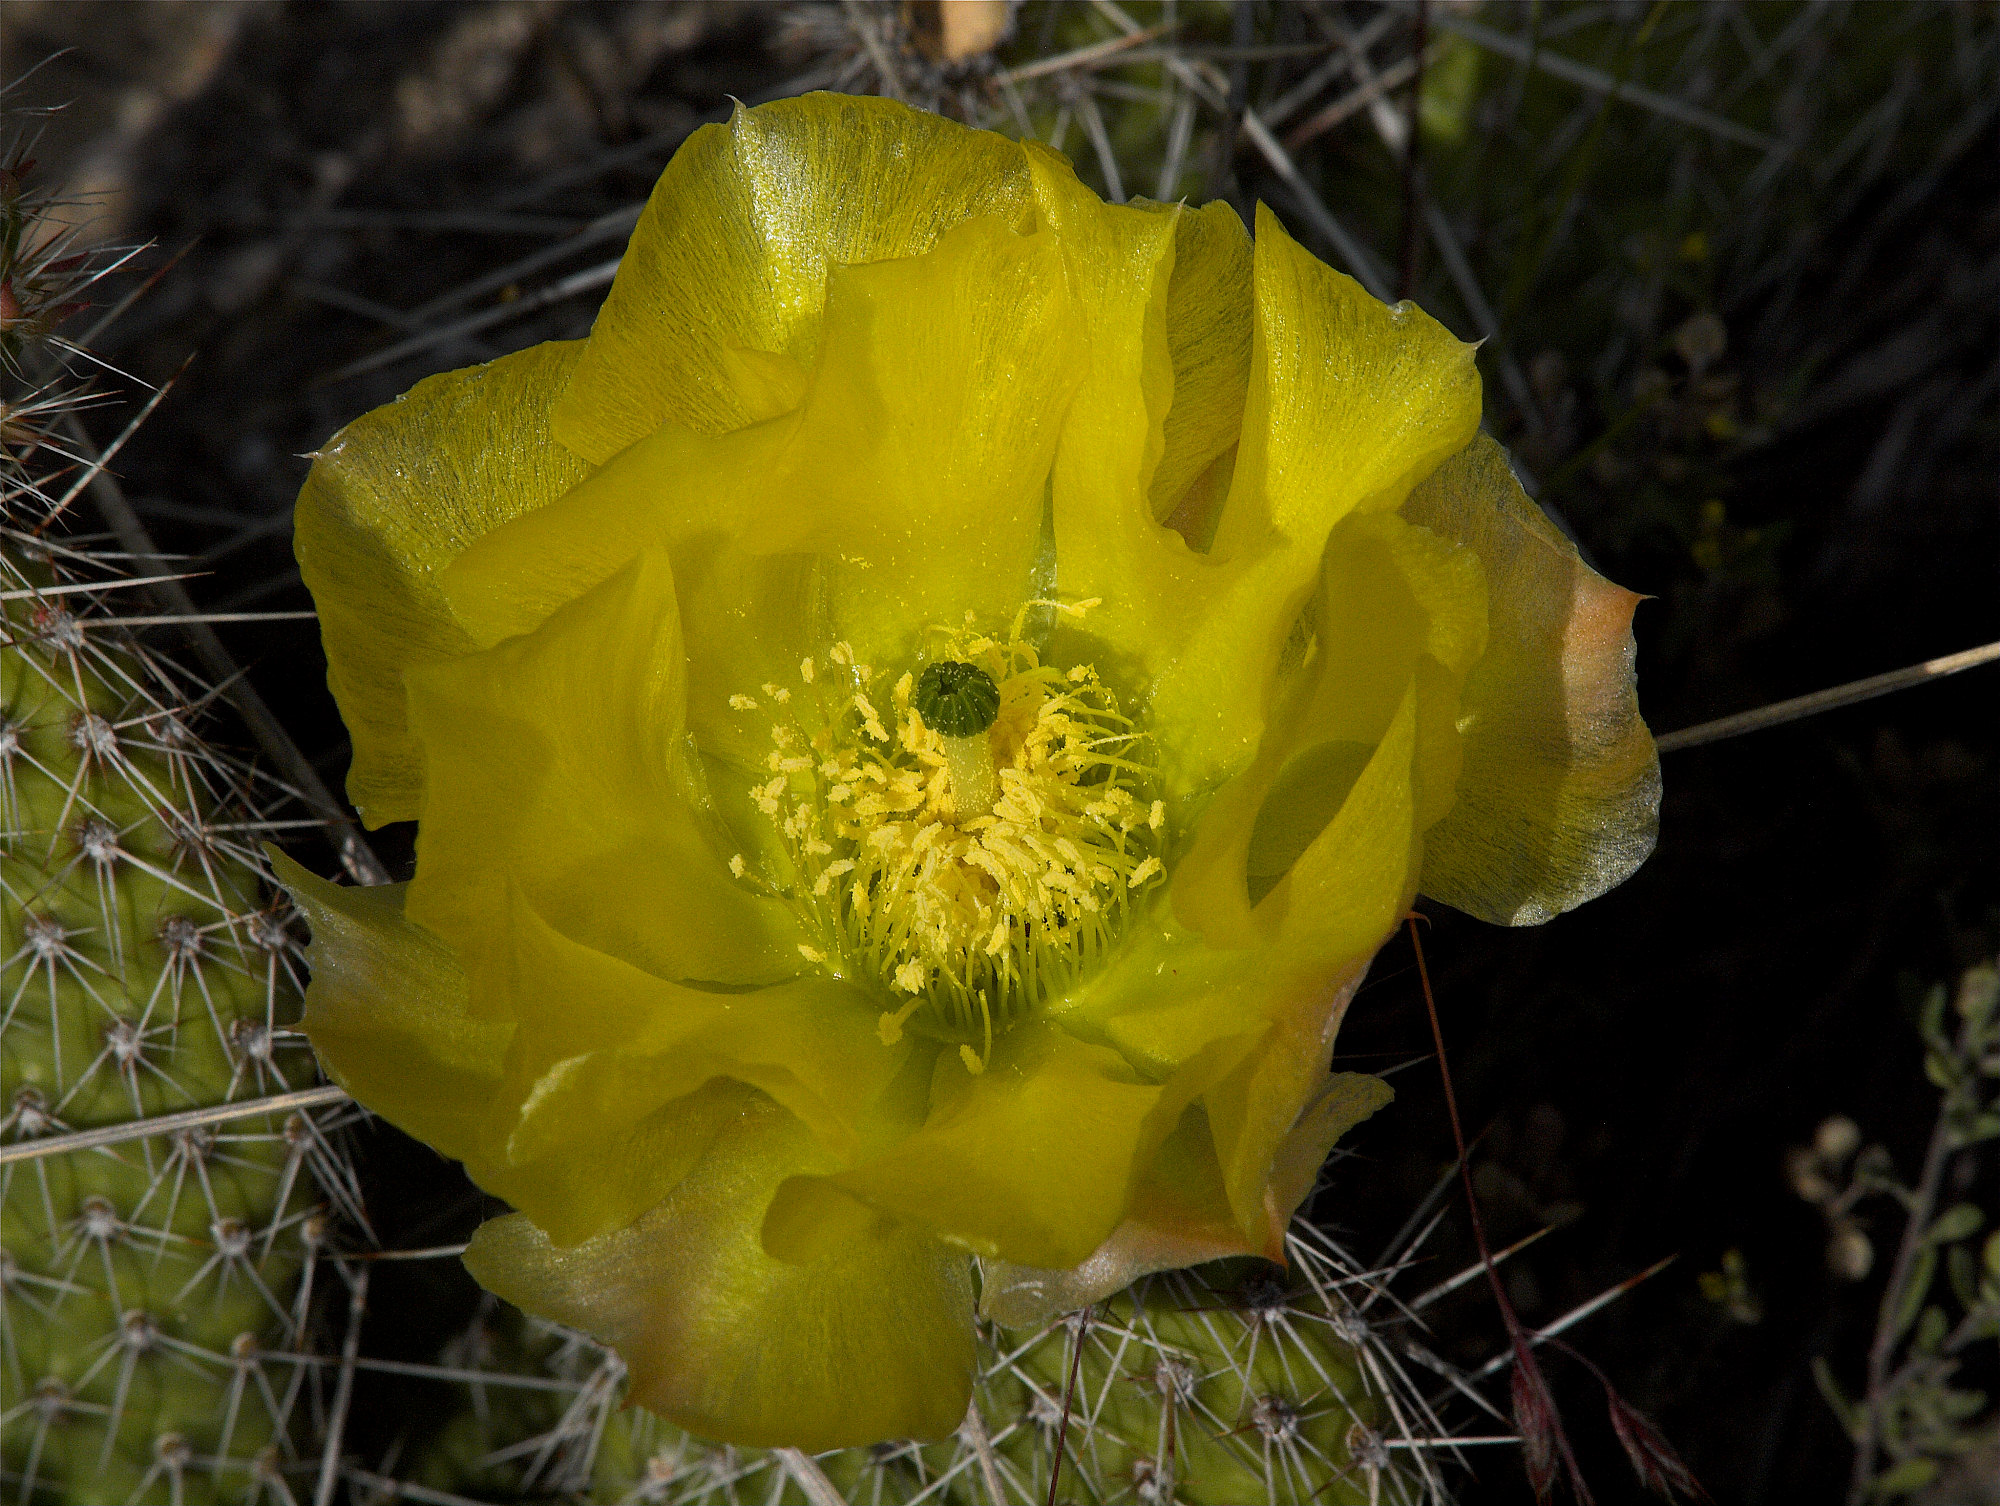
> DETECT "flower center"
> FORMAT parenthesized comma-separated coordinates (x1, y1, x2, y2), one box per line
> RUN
(730, 611, 1166, 1069)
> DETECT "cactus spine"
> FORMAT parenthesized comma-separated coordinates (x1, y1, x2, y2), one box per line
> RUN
(407, 1229, 1428, 1505)
(1, 135, 347, 1506)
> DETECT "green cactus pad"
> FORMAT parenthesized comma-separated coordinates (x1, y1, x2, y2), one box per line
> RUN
(0, 551, 326, 1505)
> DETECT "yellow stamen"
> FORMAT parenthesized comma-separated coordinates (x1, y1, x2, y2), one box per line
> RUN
(938, 732, 998, 820)
(737, 615, 1167, 1048)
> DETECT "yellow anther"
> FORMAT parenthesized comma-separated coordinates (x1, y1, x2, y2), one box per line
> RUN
(733, 622, 1163, 1051)
(729, 694, 759, 711)
(798, 943, 826, 964)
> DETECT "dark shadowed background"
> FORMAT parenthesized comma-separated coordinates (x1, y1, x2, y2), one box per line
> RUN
(8, 2, 1995, 1500)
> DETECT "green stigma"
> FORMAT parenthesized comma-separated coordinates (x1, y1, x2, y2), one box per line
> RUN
(913, 660, 1000, 737)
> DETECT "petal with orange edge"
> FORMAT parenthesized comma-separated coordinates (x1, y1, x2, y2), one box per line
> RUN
(979, 1070, 1389, 1329)
(1402, 435, 1660, 923)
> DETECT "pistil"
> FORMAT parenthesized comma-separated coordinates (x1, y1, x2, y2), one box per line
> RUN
(913, 661, 1001, 820)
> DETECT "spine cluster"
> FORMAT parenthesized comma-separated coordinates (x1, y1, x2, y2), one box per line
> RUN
(1, 134, 358, 1506)
(403, 1228, 1430, 1505)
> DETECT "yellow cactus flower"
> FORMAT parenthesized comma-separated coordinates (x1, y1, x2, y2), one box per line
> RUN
(281, 94, 1658, 1451)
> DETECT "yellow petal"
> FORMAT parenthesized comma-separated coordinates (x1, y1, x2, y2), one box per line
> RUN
(445, 209, 1080, 733)
(472, 882, 914, 1246)
(1402, 436, 1660, 923)
(981, 1068, 1389, 1329)
(553, 94, 1032, 462)
(294, 341, 590, 825)
(1174, 515, 1480, 947)
(1265, 684, 1422, 961)
(463, 1086, 975, 1451)
(404, 549, 802, 988)
(273, 852, 509, 1167)
(1024, 146, 1205, 705)
(435, 413, 815, 771)
(1148, 200, 1255, 528)
(1148, 206, 1482, 796)
(1161, 693, 1418, 1242)
(1261, 1070, 1395, 1232)
(978, 1101, 1245, 1328)
(773, 1022, 1182, 1271)
(790, 210, 1079, 664)
(1202, 963, 1379, 1250)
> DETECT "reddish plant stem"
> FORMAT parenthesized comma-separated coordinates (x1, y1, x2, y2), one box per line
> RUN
(1045, 1304, 1091, 1506)
(1407, 915, 1591, 1500)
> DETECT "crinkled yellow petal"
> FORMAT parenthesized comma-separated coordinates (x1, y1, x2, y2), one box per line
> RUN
(435, 414, 814, 772)
(1402, 436, 1661, 923)
(773, 209, 1079, 665)
(977, 1102, 1246, 1329)
(1265, 685, 1422, 961)
(1153, 694, 1418, 1243)
(553, 93, 1032, 462)
(480, 1063, 745, 1256)
(473, 882, 914, 1247)
(1202, 969, 1380, 1252)
(404, 549, 802, 989)
(980, 1068, 1389, 1329)
(445, 210, 1080, 735)
(772, 1022, 1197, 1272)
(1007, 908, 1393, 1299)
(1174, 514, 1480, 948)
(1057, 894, 1392, 1255)
(463, 1086, 976, 1452)
(1220, 207, 1482, 546)
(273, 852, 510, 1168)
(1147, 206, 1482, 796)
(1024, 147, 1205, 702)
(294, 341, 590, 825)
(1147, 201, 1254, 529)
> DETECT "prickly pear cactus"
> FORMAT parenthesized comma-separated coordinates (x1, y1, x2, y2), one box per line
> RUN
(1, 140, 346, 1506)
(0, 532, 335, 1503)
(408, 1230, 1428, 1505)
